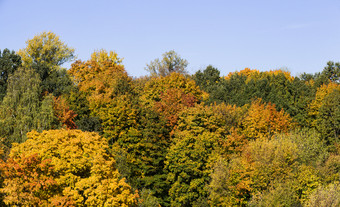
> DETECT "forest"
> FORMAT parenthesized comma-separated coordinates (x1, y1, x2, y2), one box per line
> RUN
(0, 31, 339, 207)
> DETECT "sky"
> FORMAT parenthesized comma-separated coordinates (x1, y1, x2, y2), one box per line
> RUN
(0, 0, 340, 77)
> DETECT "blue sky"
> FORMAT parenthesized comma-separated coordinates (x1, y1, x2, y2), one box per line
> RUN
(1, 0, 339, 77)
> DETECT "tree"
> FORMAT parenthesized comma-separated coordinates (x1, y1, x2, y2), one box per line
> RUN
(0, 153, 72, 206)
(193, 65, 226, 104)
(142, 72, 206, 108)
(305, 182, 340, 207)
(165, 105, 225, 206)
(308, 83, 340, 146)
(314, 61, 340, 86)
(0, 49, 21, 101)
(209, 136, 300, 206)
(52, 96, 77, 129)
(17, 31, 75, 68)
(242, 99, 292, 140)
(0, 68, 55, 144)
(68, 49, 131, 113)
(145, 50, 188, 76)
(17, 31, 75, 96)
(0, 129, 138, 206)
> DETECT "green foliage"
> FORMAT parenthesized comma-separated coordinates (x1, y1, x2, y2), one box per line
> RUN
(314, 61, 340, 86)
(316, 88, 340, 146)
(282, 129, 328, 166)
(145, 50, 188, 77)
(0, 49, 21, 101)
(193, 65, 226, 104)
(308, 83, 340, 147)
(17, 32, 75, 96)
(111, 104, 171, 205)
(248, 182, 302, 207)
(0, 68, 55, 144)
(138, 189, 161, 207)
(165, 105, 224, 206)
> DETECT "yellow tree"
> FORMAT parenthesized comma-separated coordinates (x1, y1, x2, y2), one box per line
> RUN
(308, 82, 340, 146)
(0, 129, 138, 206)
(18, 31, 75, 68)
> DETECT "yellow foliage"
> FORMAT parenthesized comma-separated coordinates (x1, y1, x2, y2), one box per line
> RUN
(308, 82, 340, 126)
(17, 31, 75, 68)
(141, 72, 207, 107)
(224, 68, 294, 82)
(69, 50, 131, 111)
(2, 129, 138, 206)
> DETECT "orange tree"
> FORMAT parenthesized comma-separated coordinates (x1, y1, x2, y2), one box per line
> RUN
(69, 51, 172, 205)
(242, 99, 293, 140)
(141, 72, 206, 132)
(0, 129, 138, 206)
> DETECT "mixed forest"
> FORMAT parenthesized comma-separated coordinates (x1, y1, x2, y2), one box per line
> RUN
(0, 31, 339, 206)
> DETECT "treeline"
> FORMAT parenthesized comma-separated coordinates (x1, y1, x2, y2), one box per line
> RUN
(0, 31, 339, 206)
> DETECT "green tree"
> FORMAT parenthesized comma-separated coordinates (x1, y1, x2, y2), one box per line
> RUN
(17, 31, 75, 96)
(0, 49, 21, 101)
(0, 68, 55, 144)
(165, 105, 225, 206)
(314, 61, 340, 86)
(193, 65, 226, 104)
(145, 50, 188, 76)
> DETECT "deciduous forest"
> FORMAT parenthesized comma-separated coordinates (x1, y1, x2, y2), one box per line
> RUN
(0, 31, 339, 206)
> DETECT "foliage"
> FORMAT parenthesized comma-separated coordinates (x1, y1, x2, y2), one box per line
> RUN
(0, 68, 55, 144)
(0, 49, 21, 101)
(17, 32, 75, 96)
(165, 105, 225, 206)
(209, 156, 252, 206)
(193, 65, 226, 104)
(137, 189, 161, 207)
(52, 96, 77, 129)
(18, 31, 75, 68)
(68, 50, 131, 114)
(1, 129, 138, 206)
(248, 182, 302, 207)
(0, 153, 72, 206)
(110, 104, 171, 205)
(242, 99, 292, 139)
(154, 88, 198, 127)
(209, 134, 303, 206)
(145, 50, 188, 76)
(308, 82, 340, 146)
(304, 182, 340, 207)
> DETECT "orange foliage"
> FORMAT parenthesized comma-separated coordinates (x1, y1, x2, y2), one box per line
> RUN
(220, 128, 248, 159)
(0, 153, 74, 206)
(154, 88, 197, 127)
(242, 99, 292, 139)
(2, 129, 138, 206)
(53, 96, 77, 129)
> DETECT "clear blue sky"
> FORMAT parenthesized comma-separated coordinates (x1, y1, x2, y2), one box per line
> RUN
(1, 0, 339, 77)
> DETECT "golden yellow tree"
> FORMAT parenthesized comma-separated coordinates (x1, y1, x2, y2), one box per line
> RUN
(1, 129, 138, 206)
